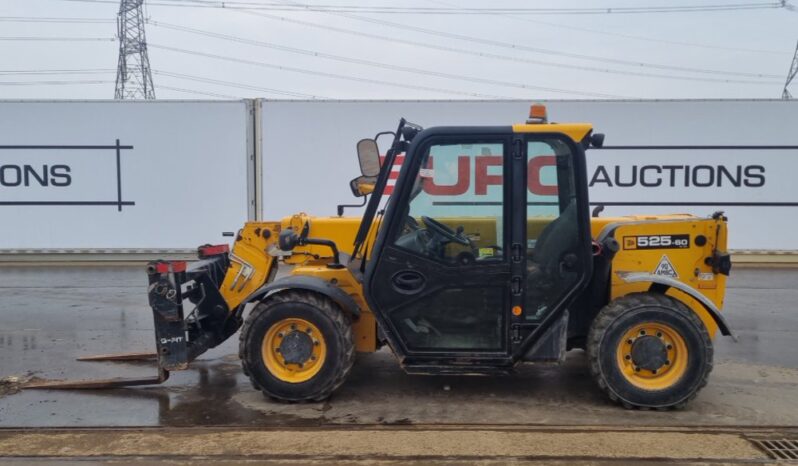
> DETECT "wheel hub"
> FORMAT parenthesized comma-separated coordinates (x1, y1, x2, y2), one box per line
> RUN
(616, 321, 689, 390)
(630, 335, 668, 371)
(261, 317, 327, 384)
(278, 330, 314, 365)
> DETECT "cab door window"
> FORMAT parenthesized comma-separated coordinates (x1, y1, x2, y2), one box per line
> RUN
(393, 141, 505, 265)
(525, 139, 581, 321)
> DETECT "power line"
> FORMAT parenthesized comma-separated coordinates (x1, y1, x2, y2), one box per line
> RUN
(153, 70, 326, 98)
(148, 21, 631, 98)
(158, 84, 238, 98)
(0, 79, 113, 86)
(269, 0, 783, 79)
(429, 0, 785, 55)
(0, 69, 115, 75)
(150, 44, 513, 98)
(40, 0, 787, 79)
(0, 13, 776, 54)
(116, 0, 791, 14)
(0, 16, 115, 23)
(237, 9, 780, 85)
(0, 36, 115, 41)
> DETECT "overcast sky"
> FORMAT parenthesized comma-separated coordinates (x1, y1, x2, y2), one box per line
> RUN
(1, 0, 796, 100)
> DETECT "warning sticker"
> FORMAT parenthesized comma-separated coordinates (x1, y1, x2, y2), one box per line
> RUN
(653, 255, 678, 278)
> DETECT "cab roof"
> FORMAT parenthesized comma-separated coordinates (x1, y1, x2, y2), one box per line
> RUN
(512, 104, 593, 143)
(512, 122, 593, 143)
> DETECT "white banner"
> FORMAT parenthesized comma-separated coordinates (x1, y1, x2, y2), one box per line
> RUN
(261, 100, 798, 250)
(0, 101, 251, 249)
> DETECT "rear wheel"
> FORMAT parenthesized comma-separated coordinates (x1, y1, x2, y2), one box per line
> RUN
(239, 291, 355, 402)
(587, 292, 713, 409)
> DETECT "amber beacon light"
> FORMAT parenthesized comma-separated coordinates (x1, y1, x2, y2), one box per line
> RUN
(527, 104, 548, 124)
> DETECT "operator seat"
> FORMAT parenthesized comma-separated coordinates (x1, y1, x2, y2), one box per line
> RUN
(526, 201, 579, 314)
(532, 200, 578, 272)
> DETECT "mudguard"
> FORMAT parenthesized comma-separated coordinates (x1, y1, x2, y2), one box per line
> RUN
(240, 275, 361, 319)
(616, 271, 736, 340)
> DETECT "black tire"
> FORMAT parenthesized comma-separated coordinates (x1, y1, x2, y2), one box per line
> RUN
(239, 290, 355, 402)
(587, 292, 713, 410)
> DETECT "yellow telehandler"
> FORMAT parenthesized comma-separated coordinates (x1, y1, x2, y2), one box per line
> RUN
(29, 105, 734, 409)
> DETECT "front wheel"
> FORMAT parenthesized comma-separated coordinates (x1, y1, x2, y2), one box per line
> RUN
(239, 291, 355, 402)
(587, 292, 713, 409)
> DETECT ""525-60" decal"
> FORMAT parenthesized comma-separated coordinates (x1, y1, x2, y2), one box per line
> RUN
(623, 234, 690, 250)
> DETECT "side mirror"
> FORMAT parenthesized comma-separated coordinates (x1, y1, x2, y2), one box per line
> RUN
(356, 138, 381, 177)
(350, 175, 376, 197)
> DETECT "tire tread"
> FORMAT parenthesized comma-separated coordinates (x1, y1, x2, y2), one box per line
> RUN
(586, 292, 714, 410)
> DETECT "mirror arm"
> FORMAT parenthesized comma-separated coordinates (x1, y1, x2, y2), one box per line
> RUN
(337, 195, 368, 217)
(300, 237, 345, 269)
(280, 229, 345, 269)
(374, 130, 396, 142)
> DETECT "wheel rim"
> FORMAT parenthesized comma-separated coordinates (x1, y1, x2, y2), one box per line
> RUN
(615, 321, 688, 390)
(262, 318, 327, 383)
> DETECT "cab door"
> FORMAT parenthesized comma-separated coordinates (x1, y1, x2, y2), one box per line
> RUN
(511, 133, 592, 355)
(366, 131, 513, 360)
(365, 129, 591, 363)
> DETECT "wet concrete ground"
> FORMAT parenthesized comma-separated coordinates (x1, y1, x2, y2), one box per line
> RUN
(1, 266, 797, 429)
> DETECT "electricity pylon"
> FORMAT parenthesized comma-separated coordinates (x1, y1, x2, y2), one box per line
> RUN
(114, 0, 155, 99)
(783, 40, 798, 99)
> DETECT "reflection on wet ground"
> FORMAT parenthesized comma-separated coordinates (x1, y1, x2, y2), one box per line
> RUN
(1, 266, 797, 428)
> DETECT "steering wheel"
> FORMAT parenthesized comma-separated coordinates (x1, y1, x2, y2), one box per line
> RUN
(405, 215, 420, 231)
(421, 216, 470, 246)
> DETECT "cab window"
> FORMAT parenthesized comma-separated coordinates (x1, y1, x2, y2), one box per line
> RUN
(393, 140, 505, 266)
(525, 138, 580, 321)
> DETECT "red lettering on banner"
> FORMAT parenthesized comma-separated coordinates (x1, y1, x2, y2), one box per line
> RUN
(528, 155, 558, 196)
(475, 155, 503, 195)
(423, 156, 470, 195)
(380, 154, 557, 197)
